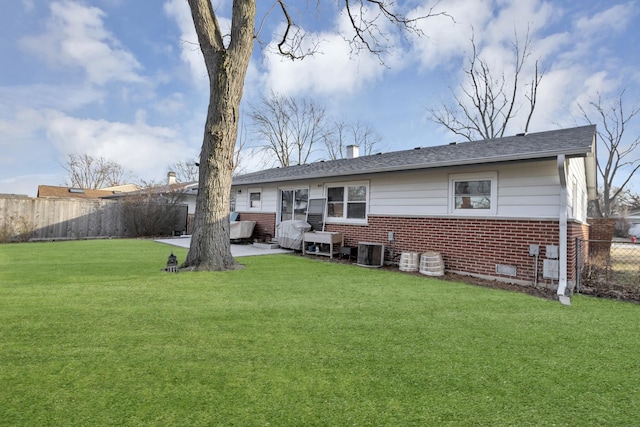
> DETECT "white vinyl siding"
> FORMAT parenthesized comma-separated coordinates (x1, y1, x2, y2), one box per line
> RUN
(232, 158, 573, 220)
(370, 161, 562, 218)
(495, 161, 560, 218)
(369, 170, 448, 216)
(233, 188, 247, 211)
(566, 157, 588, 222)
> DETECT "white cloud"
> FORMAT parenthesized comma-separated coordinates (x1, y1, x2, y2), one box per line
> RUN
(153, 92, 187, 116)
(0, 83, 104, 113)
(0, 108, 45, 142)
(0, 173, 61, 197)
(235, 146, 272, 174)
(570, 71, 622, 115)
(261, 31, 385, 96)
(20, 1, 142, 85)
(21, 0, 35, 13)
(259, 5, 396, 98)
(575, 2, 636, 35)
(163, 0, 233, 89)
(414, 0, 638, 136)
(43, 110, 190, 179)
(163, 0, 207, 88)
(164, 1, 396, 98)
(409, 0, 493, 69)
(482, 0, 556, 46)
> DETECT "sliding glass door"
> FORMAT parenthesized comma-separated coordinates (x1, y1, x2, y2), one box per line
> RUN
(279, 188, 309, 222)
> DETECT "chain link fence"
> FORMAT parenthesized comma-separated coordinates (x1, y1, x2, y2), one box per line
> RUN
(576, 238, 640, 302)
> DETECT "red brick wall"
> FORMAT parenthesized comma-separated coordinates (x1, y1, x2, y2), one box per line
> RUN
(236, 212, 276, 241)
(247, 212, 588, 287)
(325, 216, 586, 287)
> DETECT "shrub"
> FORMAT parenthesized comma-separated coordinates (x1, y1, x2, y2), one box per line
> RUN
(120, 189, 188, 237)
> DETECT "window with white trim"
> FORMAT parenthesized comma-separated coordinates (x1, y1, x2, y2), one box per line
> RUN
(248, 188, 261, 209)
(326, 182, 368, 222)
(449, 172, 497, 215)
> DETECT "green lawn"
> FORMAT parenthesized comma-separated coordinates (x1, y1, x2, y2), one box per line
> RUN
(1, 239, 639, 426)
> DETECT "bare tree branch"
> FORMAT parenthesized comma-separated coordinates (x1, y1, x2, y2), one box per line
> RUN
(170, 158, 200, 183)
(579, 89, 640, 217)
(427, 26, 543, 141)
(324, 119, 384, 159)
(250, 92, 330, 167)
(61, 154, 132, 189)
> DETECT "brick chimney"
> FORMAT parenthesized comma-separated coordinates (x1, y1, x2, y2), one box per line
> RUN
(346, 145, 359, 159)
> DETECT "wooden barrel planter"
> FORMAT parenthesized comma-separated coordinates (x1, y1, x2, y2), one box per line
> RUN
(419, 252, 444, 276)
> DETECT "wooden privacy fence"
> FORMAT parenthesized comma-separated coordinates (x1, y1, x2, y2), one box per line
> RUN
(0, 195, 126, 241)
(0, 195, 188, 242)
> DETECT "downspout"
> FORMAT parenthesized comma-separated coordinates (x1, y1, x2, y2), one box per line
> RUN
(557, 155, 570, 305)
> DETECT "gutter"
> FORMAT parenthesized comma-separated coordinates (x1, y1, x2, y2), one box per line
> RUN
(556, 155, 570, 305)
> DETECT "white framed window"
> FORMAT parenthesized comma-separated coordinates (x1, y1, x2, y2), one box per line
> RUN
(325, 181, 368, 223)
(449, 172, 497, 215)
(248, 188, 261, 210)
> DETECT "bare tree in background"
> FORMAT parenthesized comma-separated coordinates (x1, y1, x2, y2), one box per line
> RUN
(325, 119, 384, 160)
(250, 92, 330, 167)
(579, 90, 640, 218)
(170, 158, 200, 183)
(184, 0, 448, 271)
(62, 153, 132, 189)
(427, 28, 542, 141)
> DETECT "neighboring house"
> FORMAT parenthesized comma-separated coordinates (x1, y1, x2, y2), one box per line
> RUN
(231, 125, 598, 296)
(37, 184, 142, 199)
(100, 184, 142, 193)
(102, 173, 198, 215)
(37, 185, 119, 199)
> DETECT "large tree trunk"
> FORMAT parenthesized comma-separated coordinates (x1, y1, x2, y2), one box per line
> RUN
(182, 0, 255, 271)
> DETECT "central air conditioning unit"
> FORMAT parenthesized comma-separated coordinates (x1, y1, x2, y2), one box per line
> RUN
(357, 242, 384, 267)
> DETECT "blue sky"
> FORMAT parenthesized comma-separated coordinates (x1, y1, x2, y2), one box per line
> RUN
(1, 0, 639, 196)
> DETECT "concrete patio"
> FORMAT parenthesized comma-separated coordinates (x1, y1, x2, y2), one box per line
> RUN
(155, 235, 292, 257)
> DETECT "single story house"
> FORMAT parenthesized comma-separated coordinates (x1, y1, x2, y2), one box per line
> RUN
(100, 173, 198, 216)
(231, 125, 597, 296)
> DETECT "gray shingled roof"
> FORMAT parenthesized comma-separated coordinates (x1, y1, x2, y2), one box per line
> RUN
(233, 125, 596, 186)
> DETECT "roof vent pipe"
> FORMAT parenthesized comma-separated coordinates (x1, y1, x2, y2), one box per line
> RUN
(346, 145, 359, 159)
